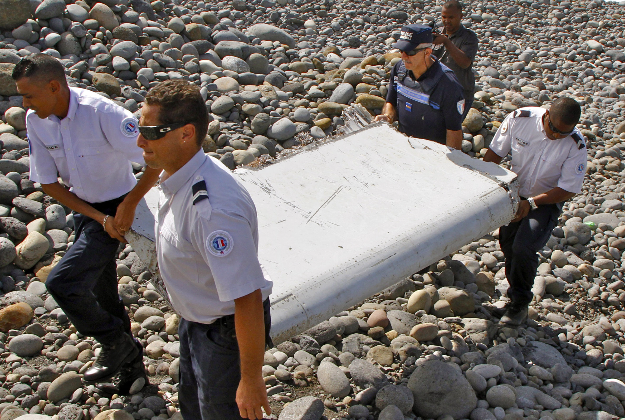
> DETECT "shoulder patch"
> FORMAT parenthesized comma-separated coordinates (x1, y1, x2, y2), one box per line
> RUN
(457, 99, 465, 115)
(571, 132, 586, 150)
(500, 120, 509, 134)
(206, 230, 233, 257)
(513, 110, 531, 118)
(192, 179, 209, 205)
(121, 117, 139, 137)
(575, 162, 586, 175)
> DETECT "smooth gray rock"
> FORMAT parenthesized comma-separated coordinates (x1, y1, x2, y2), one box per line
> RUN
(247, 23, 295, 48)
(34, 0, 65, 19)
(0, 133, 27, 150)
(8, 334, 44, 356)
(211, 96, 235, 114)
(278, 396, 324, 420)
(408, 360, 477, 419)
(12, 197, 44, 217)
(110, 40, 138, 60)
(378, 405, 404, 420)
(0, 0, 32, 30)
(267, 117, 297, 141)
(375, 384, 413, 414)
(47, 372, 82, 403)
(523, 341, 566, 369)
(2, 291, 45, 308)
(317, 362, 350, 398)
(349, 358, 389, 389)
(0, 177, 19, 205)
(329, 83, 354, 104)
(221, 56, 250, 73)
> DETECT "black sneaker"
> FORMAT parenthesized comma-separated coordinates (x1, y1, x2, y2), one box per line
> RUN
(84, 332, 140, 382)
(500, 303, 529, 326)
(116, 339, 148, 395)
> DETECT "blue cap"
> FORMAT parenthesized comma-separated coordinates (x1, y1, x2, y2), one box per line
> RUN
(393, 24, 433, 52)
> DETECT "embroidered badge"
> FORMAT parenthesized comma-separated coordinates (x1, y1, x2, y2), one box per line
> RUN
(575, 162, 585, 175)
(457, 99, 465, 115)
(515, 137, 529, 147)
(500, 120, 508, 134)
(121, 117, 139, 137)
(405, 102, 412, 112)
(45, 144, 60, 150)
(206, 230, 233, 257)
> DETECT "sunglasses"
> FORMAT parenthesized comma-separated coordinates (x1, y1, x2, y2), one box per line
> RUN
(139, 121, 192, 140)
(405, 47, 428, 56)
(546, 114, 573, 136)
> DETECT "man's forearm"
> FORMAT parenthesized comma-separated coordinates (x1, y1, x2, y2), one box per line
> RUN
(121, 166, 161, 206)
(446, 129, 463, 150)
(441, 38, 472, 69)
(380, 102, 397, 122)
(42, 182, 106, 224)
(234, 289, 265, 379)
(533, 187, 575, 205)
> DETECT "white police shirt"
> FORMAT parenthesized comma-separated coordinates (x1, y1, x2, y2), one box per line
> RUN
(26, 87, 144, 203)
(156, 150, 272, 324)
(489, 107, 587, 198)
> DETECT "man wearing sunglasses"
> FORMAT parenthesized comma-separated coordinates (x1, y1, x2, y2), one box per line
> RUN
(483, 97, 587, 326)
(137, 80, 272, 420)
(375, 24, 465, 150)
(12, 54, 160, 388)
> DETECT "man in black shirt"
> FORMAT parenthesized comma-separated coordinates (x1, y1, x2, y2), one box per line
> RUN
(376, 24, 465, 149)
(432, 0, 479, 120)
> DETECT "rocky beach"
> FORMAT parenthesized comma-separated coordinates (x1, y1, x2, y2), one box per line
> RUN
(0, 0, 625, 419)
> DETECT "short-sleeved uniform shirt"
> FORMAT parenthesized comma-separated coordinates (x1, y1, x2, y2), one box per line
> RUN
(156, 150, 272, 325)
(432, 25, 479, 100)
(386, 59, 465, 144)
(489, 107, 587, 198)
(26, 87, 144, 203)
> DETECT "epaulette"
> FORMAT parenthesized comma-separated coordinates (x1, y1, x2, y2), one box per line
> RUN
(192, 178, 208, 205)
(571, 132, 586, 150)
(512, 110, 531, 118)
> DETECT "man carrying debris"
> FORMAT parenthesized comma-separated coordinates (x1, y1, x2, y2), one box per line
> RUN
(13, 54, 160, 390)
(375, 24, 465, 149)
(137, 80, 272, 420)
(432, 0, 479, 120)
(483, 97, 587, 326)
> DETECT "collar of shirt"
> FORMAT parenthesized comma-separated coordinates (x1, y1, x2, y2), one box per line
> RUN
(416, 59, 443, 93)
(46, 88, 79, 124)
(159, 150, 206, 197)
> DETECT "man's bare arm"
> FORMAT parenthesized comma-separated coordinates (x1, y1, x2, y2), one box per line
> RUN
(446, 129, 463, 150)
(234, 289, 271, 420)
(41, 182, 125, 242)
(483, 148, 503, 164)
(374, 102, 398, 123)
(113, 166, 161, 236)
(433, 34, 472, 69)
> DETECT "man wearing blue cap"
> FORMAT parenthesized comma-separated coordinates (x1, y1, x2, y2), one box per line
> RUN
(376, 24, 465, 149)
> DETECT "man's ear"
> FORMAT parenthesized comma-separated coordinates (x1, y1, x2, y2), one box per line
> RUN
(182, 123, 196, 143)
(49, 79, 61, 94)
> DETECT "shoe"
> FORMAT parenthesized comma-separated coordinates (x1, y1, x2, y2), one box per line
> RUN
(500, 303, 529, 326)
(116, 339, 148, 395)
(84, 332, 140, 382)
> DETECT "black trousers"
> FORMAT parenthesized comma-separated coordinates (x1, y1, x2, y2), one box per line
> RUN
(178, 298, 271, 420)
(45, 196, 131, 344)
(499, 203, 561, 306)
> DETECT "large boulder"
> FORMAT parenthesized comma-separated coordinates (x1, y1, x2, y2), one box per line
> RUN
(408, 360, 477, 419)
(0, 0, 31, 30)
(0, 63, 17, 96)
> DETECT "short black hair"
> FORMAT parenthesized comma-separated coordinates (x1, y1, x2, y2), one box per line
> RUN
(145, 80, 209, 147)
(443, 0, 463, 12)
(550, 97, 581, 126)
(12, 54, 67, 85)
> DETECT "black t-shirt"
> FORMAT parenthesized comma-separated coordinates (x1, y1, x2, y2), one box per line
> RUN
(432, 25, 479, 100)
(386, 59, 465, 144)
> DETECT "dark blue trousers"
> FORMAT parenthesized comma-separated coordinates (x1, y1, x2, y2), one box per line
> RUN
(178, 299, 271, 420)
(45, 196, 131, 344)
(499, 203, 561, 306)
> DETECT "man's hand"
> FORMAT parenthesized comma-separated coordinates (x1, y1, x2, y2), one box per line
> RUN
(102, 214, 126, 242)
(236, 375, 271, 419)
(432, 33, 448, 46)
(512, 200, 531, 223)
(374, 114, 391, 122)
(112, 199, 137, 242)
